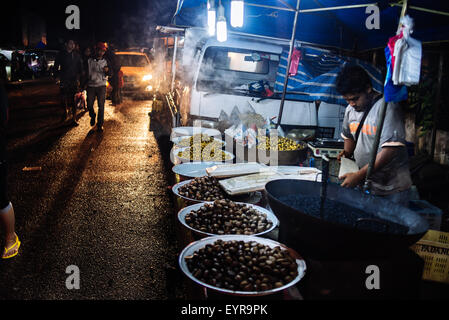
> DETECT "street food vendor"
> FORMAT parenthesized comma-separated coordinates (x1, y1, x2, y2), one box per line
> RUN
(336, 65, 412, 206)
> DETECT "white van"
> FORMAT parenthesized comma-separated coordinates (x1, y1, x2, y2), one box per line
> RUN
(167, 28, 346, 139)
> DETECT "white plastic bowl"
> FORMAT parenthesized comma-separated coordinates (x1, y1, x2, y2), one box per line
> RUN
(178, 202, 279, 238)
(179, 235, 307, 296)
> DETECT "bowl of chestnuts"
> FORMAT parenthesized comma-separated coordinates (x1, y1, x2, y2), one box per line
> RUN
(178, 200, 279, 238)
(179, 235, 306, 296)
(172, 176, 229, 204)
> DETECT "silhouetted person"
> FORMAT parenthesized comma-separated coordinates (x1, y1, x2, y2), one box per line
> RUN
(105, 44, 121, 105)
(84, 42, 109, 132)
(0, 81, 20, 259)
(54, 39, 83, 125)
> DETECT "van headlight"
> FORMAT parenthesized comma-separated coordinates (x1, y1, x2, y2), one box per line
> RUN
(142, 74, 152, 81)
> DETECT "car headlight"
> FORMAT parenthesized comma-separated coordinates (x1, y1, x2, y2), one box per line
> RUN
(142, 74, 152, 81)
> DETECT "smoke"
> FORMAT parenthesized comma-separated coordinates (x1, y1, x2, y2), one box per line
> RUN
(114, 1, 177, 48)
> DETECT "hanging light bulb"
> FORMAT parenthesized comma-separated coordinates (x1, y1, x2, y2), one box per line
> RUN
(207, 0, 216, 36)
(230, 0, 244, 28)
(216, 2, 227, 42)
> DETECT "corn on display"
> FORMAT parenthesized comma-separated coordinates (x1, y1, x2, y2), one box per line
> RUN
(177, 134, 223, 148)
(257, 136, 305, 151)
(177, 141, 232, 161)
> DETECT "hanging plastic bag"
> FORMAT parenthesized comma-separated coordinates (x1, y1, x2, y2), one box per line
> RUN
(392, 35, 407, 85)
(398, 16, 422, 86)
(395, 15, 422, 86)
(289, 48, 302, 76)
(384, 46, 408, 102)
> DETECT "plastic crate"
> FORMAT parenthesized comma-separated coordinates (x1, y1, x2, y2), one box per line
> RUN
(409, 200, 443, 231)
(411, 230, 449, 284)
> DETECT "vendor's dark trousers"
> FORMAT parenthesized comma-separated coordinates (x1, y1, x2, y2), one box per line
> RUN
(110, 76, 121, 104)
(60, 83, 78, 120)
(87, 86, 106, 127)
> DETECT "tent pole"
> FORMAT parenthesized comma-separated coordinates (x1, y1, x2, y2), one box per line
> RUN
(430, 53, 444, 161)
(397, 0, 408, 33)
(363, 99, 387, 193)
(363, 0, 408, 193)
(276, 0, 301, 128)
(246, 3, 378, 13)
(391, 3, 449, 17)
(171, 35, 178, 92)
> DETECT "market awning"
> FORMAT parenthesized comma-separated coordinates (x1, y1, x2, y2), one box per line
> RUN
(173, 0, 449, 51)
(274, 47, 384, 105)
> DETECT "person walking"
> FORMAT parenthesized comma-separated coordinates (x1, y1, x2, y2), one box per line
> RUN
(105, 44, 121, 106)
(0, 82, 20, 259)
(54, 39, 83, 125)
(84, 42, 110, 132)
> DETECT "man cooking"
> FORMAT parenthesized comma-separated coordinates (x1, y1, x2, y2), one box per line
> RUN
(336, 65, 412, 206)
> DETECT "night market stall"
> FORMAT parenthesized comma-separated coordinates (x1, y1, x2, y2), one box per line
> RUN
(152, 0, 449, 299)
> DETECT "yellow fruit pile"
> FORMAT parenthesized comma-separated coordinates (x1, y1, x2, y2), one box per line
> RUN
(178, 134, 221, 148)
(257, 137, 304, 151)
(177, 140, 231, 161)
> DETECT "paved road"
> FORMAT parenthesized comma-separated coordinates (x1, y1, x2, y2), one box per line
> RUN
(0, 99, 184, 299)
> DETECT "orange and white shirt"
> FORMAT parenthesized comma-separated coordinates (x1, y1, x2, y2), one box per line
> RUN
(341, 98, 412, 195)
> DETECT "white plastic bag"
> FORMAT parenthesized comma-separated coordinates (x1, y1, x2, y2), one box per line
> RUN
(399, 36, 422, 86)
(393, 15, 422, 86)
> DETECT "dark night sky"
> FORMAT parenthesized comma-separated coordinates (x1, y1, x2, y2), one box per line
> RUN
(0, 0, 178, 49)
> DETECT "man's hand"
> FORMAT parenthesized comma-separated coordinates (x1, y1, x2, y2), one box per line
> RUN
(340, 171, 364, 188)
(338, 138, 355, 163)
(337, 150, 347, 162)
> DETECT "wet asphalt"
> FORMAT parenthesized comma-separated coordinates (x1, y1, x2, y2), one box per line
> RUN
(0, 99, 185, 300)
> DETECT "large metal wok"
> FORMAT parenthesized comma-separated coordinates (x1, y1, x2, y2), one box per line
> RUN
(265, 179, 429, 260)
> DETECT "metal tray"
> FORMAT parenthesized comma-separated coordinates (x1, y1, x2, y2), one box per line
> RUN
(178, 202, 279, 238)
(171, 127, 221, 141)
(172, 162, 224, 179)
(178, 235, 306, 297)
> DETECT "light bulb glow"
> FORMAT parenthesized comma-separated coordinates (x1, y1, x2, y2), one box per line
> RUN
(208, 9, 216, 36)
(217, 19, 227, 42)
(230, 0, 244, 28)
(216, 3, 227, 42)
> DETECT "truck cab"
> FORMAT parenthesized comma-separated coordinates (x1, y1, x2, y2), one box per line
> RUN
(157, 28, 345, 139)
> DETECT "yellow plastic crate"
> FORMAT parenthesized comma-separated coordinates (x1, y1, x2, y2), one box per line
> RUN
(411, 230, 449, 284)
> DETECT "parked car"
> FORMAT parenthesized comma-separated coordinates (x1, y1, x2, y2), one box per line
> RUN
(0, 53, 11, 82)
(113, 51, 154, 98)
(43, 50, 59, 76)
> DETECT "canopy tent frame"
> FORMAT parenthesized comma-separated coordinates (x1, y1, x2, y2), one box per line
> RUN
(171, 0, 447, 191)
(391, 2, 449, 17)
(244, 2, 376, 13)
(243, 1, 449, 16)
(276, 0, 301, 128)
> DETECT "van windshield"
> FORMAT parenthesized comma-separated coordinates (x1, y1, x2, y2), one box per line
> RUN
(117, 54, 149, 67)
(197, 46, 279, 97)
